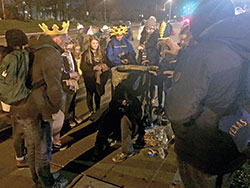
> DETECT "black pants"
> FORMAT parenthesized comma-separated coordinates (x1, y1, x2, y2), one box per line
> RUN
(87, 90, 101, 112)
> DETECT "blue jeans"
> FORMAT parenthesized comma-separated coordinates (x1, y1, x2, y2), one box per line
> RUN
(14, 116, 54, 187)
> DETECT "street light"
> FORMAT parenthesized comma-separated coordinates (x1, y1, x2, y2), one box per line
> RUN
(168, 0, 172, 22)
(104, 0, 107, 22)
(1, 0, 6, 19)
(162, 0, 173, 22)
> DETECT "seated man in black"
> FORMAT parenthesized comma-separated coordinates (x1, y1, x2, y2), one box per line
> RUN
(92, 72, 145, 162)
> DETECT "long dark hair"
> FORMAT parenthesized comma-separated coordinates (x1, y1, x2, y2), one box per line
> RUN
(85, 35, 103, 64)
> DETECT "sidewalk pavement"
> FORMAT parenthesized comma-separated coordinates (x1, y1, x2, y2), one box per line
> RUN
(0, 115, 178, 188)
(0, 78, 179, 188)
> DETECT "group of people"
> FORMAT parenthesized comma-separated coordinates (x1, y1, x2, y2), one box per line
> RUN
(84, 1, 250, 188)
(0, 0, 250, 187)
(0, 18, 139, 188)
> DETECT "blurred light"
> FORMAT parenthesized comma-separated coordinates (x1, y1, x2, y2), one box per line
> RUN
(235, 7, 245, 15)
(182, 17, 191, 27)
(182, 2, 199, 16)
(24, 10, 28, 14)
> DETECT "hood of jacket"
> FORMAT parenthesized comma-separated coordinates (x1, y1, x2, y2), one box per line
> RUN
(199, 12, 250, 62)
(30, 34, 65, 54)
(190, 0, 235, 40)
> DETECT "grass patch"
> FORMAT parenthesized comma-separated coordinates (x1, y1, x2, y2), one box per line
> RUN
(0, 19, 110, 35)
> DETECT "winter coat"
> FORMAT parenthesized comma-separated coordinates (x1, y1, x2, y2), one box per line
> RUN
(106, 36, 136, 67)
(11, 35, 63, 121)
(80, 50, 109, 94)
(138, 29, 160, 66)
(166, 5, 249, 174)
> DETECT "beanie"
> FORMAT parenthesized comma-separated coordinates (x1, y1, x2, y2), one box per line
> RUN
(145, 18, 156, 29)
(5, 29, 28, 48)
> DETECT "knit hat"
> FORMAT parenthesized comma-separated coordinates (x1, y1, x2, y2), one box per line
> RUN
(145, 18, 156, 29)
(77, 23, 84, 30)
(5, 29, 28, 48)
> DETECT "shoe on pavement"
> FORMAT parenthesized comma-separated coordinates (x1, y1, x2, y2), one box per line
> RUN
(16, 158, 29, 168)
(52, 176, 68, 188)
(112, 152, 136, 163)
(52, 172, 60, 180)
(69, 120, 77, 128)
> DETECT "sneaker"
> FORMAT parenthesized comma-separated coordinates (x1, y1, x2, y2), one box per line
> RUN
(16, 158, 29, 168)
(52, 172, 60, 180)
(52, 143, 68, 152)
(69, 120, 77, 128)
(74, 117, 83, 124)
(52, 143, 62, 152)
(52, 176, 68, 188)
(112, 152, 136, 163)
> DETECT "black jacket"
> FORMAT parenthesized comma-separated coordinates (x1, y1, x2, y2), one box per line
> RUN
(80, 50, 109, 94)
(138, 29, 160, 66)
(166, 6, 249, 174)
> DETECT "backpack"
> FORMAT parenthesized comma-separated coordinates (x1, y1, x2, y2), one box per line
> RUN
(0, 49, 30, 104)
(0, 44, 54, 105)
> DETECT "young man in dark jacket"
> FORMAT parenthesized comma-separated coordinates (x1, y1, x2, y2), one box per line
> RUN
(2, 29, 29, 168)
(10, 22, 69, 188)
(107, 25, 136, 67)
(166, 0, 249, 187)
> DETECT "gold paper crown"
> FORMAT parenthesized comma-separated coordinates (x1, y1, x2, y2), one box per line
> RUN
(109, 26, 128, 37)
(39, 21, 70, 35)
(159, 21, 169, 40)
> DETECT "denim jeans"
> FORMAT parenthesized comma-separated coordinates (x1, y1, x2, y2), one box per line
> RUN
(177, 157, 231, 188)
(121, 115, 134, 154)
(11, 115, 25, 158)
(14, 116, 54, 188)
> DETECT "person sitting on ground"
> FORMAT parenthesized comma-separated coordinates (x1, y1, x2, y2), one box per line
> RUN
(92, 72, 145, 162)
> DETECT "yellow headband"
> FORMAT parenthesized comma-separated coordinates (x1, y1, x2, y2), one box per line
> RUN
(109, 26, 128, 37)
(39, 21, 69, 35)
